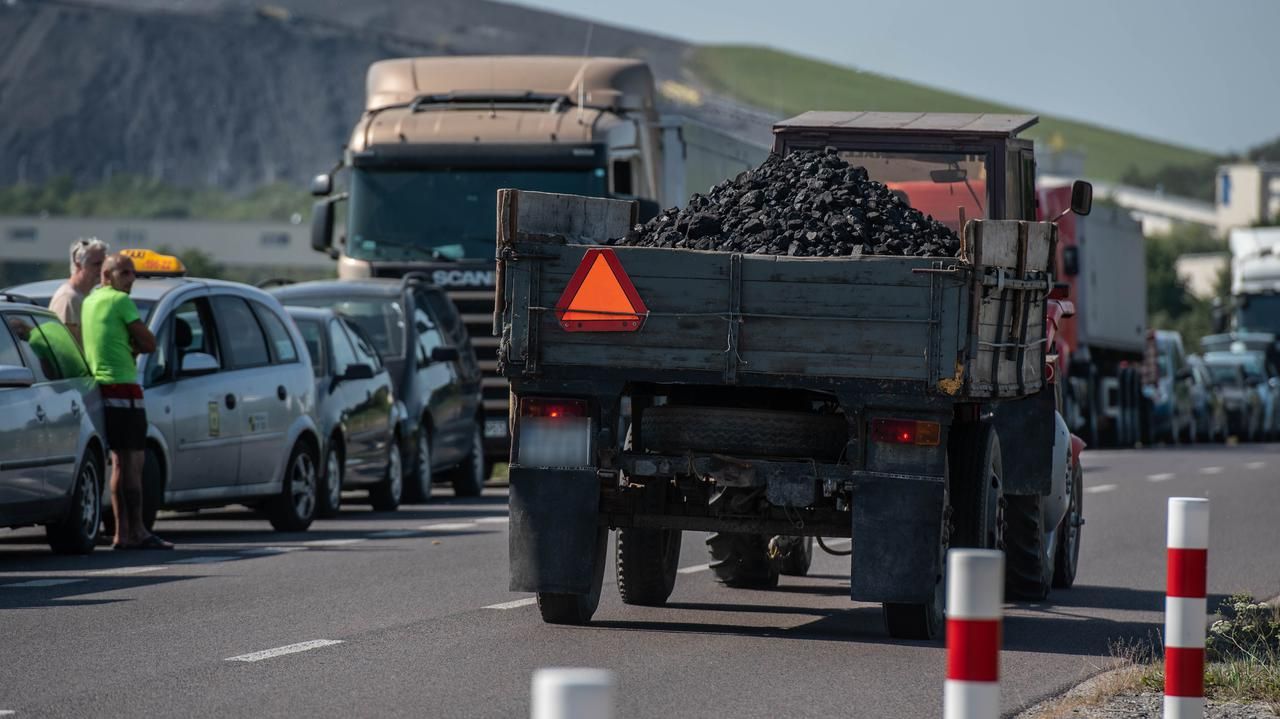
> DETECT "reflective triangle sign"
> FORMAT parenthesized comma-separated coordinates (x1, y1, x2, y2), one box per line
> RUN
(555, 248, 648, 332)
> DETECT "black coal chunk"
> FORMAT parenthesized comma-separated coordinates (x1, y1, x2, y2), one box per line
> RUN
(612, 149, 961, 258)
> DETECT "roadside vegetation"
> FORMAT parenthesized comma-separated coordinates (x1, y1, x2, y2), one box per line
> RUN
(0, 175, 310, 223)
(1144, 222, 1228, 352)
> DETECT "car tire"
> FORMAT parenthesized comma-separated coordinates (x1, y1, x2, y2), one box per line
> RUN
(47, 449, 103, 555)
(1053, 461, 1084, 589)
(616, 527, 681, 606)
(442, 423, 485, 498)
(269, 440, 318, 532)
(536, 528, 608, 625)
(776, 536, 814, 577)
(706, 532, 780, 589)
(402, 427, 434, 504)
(369, 437, 403, 512)
(315, 441, 343, 519)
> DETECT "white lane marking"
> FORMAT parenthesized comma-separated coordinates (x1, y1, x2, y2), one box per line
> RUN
(419, 522, 479, 531)
(1084, 484, 1117, 494)
(474, 517, 510, 524)
(85, 566, 166, 576)
(368, 530, 419, 539)
(169, 555, 238, 565)
(4, 578, 84, 588)
(1199, 466, 1223, 475)
(485, 597, 537, 610)
(302, 538, 366, 547)
(676, 563, 711, 575)
(241, 546, 307, 556)
(225, 639, 344, 663)
(1147, 473, 1175, 482)
(1245, 461, 1266, 470)
(0, 710, 15, 716)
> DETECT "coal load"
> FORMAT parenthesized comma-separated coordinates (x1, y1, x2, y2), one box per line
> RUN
(610, 148, 961, 258)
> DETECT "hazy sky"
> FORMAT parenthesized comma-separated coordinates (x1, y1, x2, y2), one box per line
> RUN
(512, 0, 1277, 154)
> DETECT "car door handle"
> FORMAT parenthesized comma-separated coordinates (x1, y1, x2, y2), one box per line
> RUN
(70, 400, 81, 418)
(277, 385, 287, 401)
(225, 394, 237, 410)
(35, 405, 46, 422)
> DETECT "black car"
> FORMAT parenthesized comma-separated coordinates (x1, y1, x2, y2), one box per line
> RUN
(270, 276, 485, 500)
(287, 306, 405, 516)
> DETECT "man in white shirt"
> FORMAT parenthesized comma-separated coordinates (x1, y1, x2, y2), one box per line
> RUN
(49, 237, 109, 345)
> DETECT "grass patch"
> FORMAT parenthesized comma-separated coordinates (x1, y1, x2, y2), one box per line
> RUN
(690, 45, 1216, 185)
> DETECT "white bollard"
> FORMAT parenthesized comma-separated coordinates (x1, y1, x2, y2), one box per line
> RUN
(532, 668, 615, 719)
(944, 549, 1004, 719)
(1165, 497, 1209, 719)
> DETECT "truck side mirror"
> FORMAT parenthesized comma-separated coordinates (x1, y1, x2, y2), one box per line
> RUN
(1062, 247, 1080, 277)
(311, 199, 335, 255)
(1070, 180, 1092, 216)
(310, 173, 332, 197)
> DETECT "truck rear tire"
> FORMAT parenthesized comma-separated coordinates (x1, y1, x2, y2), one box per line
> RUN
(616, 527, 682, 606)
(642, 406, 847, 460)
(537, 528, 608, 625)
(776, 536, 814, 576)
(1004, 494, 1055, 600)
(947, 424, 1004, 550)
(706, 532, 779, 588)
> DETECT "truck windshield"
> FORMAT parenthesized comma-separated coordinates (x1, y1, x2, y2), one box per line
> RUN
(1237, 295, 1280, 334)
(838, 151, 989, 232)
(347, 167, 609, 262)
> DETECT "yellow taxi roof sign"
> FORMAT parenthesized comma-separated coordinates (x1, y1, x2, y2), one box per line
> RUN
(120, 249, 186, 277)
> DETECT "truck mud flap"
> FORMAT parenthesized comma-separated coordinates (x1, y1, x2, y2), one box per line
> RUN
(509, 467, 601, 594)
(990, 387, 1055, 496)
(850, 472, 944, 604)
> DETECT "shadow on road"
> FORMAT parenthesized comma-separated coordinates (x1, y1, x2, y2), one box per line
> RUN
(0, 574, 192, 609)
(1035, 583, 1231, 614)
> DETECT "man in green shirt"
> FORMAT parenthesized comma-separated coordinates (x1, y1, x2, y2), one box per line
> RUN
(82, 253, 172, 550)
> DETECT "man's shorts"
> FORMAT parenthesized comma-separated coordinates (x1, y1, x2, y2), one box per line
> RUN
(100, 383, 147, 452)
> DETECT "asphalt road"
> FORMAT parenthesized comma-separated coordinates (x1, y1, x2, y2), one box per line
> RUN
(1, 443, 1277, 718)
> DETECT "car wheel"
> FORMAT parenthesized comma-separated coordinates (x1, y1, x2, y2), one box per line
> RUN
(315, 442, 343, 519)
(269, 441, 318, 532)
(369, 438, 403, 512)
(442, 423, 485, 498)
(47, 449, 103, 555)
(402, 427, 434, 504)
(1052, 461, 1084, 588)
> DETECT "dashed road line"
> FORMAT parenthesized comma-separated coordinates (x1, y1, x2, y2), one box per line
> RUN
(302, 538, 366, 547)
(1085, 484, 1117, 494)
(170, 555, 238, 565)
(3, 578, 84, 588)
(224, 639, 344, 663)
(485, 597, 537, 610)
(676, 563, 711, 575)
(0, 710, 16, 716)
(1199, 466, 1223, 475)
(1245, 461, 1267, 470)
(1147, 473, 1175, 482)
(367, 530, 420, 539)
(419, 522, 479, 531)
(85, 566, 166, 576)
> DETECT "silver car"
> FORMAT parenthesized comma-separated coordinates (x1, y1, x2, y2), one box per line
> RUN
(5, 277, 322, 532)
(0, 297, 106, 553)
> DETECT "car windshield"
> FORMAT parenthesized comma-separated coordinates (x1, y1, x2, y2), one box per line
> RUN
(286, 296, 405, 359)
(837, 150, 990, 232)
(346, 167, 609, 262)
(1208, 364, 1238, 384)
(1237, 295, 1280, 335)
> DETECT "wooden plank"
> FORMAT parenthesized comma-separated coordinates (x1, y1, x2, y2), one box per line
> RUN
(738, 350, 929, 380)
(514, 191, 636, 243)
(541, 343, 725, 371)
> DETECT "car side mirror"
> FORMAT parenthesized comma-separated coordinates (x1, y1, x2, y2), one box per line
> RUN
(180, 352, 219, 377)
(310, 173, 332, 197)
(0, 364, 35, 388)
(430, 346, 460, 363)
(1070, 180, 1092, 216)
(1062, 246, 1080, 277)
(342, 363, 375, 381)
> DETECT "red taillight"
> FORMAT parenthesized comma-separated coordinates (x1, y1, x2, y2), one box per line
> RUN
(871, 419, 941, 446)
(521, 398, 588, 419)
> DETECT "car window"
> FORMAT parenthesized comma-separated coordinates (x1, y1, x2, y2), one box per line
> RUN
(7, 313, 58, 382)
(252, 301, 299, 364)
(275, 294, 406, 360)
(418, 290, 459, 340)
(0, 314, 27, 368)
(295, 319, 325, 378)
(329, 319, 358, 376)
(343, 320, 382, 370)
(212, 296, 271, 369)
(31, 315, 90, 379)
(413, 307, 446, 369)
(150, 297, 222, 385)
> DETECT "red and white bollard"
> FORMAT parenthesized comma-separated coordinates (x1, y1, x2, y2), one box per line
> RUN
(945, 549, 1004, 719)
(1165, 497, 1209, 719)
(532, 668, 614, 719)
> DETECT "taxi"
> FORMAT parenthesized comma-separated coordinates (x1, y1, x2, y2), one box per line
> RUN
(5, 251, 323, 532)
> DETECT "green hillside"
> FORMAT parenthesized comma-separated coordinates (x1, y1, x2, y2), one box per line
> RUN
(691, 46, 1216, 184)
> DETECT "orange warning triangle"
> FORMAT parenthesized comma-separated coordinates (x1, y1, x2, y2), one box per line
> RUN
(555, 248, 648, 332)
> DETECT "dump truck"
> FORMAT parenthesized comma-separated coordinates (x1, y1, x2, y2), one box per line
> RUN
(308, 55, 767, 468)
(496, 112, 1089, 639)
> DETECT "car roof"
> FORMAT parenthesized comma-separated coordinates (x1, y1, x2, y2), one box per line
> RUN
(0, 297, 55, 316)
(269, 278, 451, 300)
(283, 305, 335, 322)
(1204, 351, 1256, 365)
(3, 277, 285, 305)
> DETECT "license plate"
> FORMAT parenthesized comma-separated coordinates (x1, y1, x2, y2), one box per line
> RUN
(484, 419, 509, 438)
